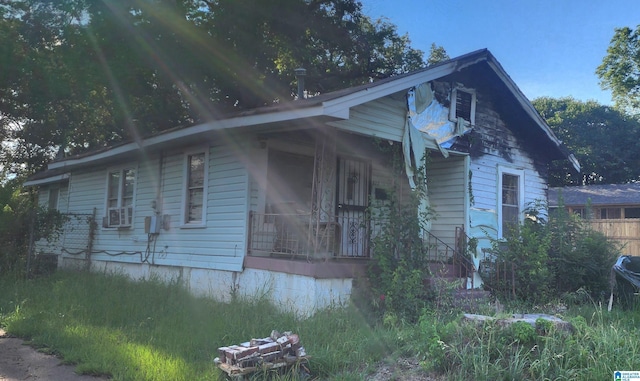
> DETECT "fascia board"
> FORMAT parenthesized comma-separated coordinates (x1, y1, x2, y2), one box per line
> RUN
(23, 173, 70, 187)
(321, 62, 459, 117)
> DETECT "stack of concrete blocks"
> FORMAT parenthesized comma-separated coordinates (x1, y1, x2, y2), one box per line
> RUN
(215, 330, 307, 369)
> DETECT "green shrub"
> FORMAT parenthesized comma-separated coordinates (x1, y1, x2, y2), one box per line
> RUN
(0, 183, 67, 277)
(483, 200, 618, 305)
(507, 321, 537, 344)
(366, 147, 434, 323)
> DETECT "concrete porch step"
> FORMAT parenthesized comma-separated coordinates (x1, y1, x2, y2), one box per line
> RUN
(453, 289, 491, 310)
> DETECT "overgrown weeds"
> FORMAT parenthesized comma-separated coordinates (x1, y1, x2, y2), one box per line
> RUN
(0, 271, 395, 380)
(1, 271, 640, 380)
(483, 200, 620, 305)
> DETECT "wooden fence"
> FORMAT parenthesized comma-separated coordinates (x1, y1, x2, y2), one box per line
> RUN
(588, 219, 640, 256)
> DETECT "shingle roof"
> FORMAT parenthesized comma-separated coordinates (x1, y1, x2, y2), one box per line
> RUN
(549, 184, 640, 207)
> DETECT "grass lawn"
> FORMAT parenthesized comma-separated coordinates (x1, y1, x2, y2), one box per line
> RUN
(1, 270, 639, 380)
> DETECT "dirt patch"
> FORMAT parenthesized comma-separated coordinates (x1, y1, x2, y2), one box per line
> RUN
(0, 329, 108, 381)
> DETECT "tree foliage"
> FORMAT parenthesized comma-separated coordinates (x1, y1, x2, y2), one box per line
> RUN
(597, 25, 640, 114)
(0, 0, 426, 178)
(533, 96, 640, 186)
(426, 43, 450, 66)
(0, 180, 66, 276)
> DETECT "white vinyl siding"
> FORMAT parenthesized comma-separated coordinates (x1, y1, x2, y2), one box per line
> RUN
(328, 96, 408, 142)
(52, 146, 246, 272)
(181, 150, 208, 226)
(428, 154, 467, 248)
(151, 145, 247, 271)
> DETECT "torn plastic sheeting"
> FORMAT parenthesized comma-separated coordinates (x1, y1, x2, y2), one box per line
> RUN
(407, 83, 472, 145)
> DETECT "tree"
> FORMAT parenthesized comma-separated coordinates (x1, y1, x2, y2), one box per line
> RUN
(426, 43, 449, 66)
(533, 96, 640, 186)
(0, 0, 427, 179)
(597, 25, 640, 114)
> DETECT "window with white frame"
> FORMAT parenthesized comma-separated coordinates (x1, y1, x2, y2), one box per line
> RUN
(450, 86, 476, 125)
(183, 150, 208, 225)
(498, 167, 524, 238)
(105, 168, 136, 227)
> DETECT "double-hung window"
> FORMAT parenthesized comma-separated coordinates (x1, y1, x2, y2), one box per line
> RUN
(182, 150, 208, 226)
(106, 168, 136, 227)
(498, 167, 524, 238)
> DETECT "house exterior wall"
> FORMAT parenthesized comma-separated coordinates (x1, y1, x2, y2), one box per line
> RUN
(466, 92, 548, 263)
(38, 145, 247, 272)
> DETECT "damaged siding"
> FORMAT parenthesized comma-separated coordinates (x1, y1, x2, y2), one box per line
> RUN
(466, 93, 547, 250)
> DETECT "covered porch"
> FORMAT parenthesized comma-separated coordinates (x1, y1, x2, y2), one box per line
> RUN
(246, 129, 378, 261)
(244, 129, 475, 286)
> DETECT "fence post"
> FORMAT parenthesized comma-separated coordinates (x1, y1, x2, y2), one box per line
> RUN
(85, 208, 97, 271)
(25, 209, 36, 279)
(511, 263, 516, 299)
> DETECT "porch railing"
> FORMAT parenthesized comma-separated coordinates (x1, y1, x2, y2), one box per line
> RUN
(247, 211, 372, 260)
(479, 244, 517, 298)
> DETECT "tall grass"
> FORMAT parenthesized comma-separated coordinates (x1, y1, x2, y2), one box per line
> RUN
(0, 271, 395, 380)
(1, 271, 640, 380)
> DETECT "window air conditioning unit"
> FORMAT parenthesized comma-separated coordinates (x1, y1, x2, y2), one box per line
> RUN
(107, 206, 133, 227)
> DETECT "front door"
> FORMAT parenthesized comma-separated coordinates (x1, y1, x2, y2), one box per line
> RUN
(337, 157, 370, 257)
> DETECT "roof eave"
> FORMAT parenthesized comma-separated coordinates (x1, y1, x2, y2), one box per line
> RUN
(23, 173, 70, 187)
(48, 104, 337, 171)
(485, 58, 581, 173)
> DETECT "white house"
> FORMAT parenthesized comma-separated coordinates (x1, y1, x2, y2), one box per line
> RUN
(25, 49, 579, 316)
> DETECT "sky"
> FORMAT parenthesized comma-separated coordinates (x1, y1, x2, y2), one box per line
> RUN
(361, 0, 640, 105)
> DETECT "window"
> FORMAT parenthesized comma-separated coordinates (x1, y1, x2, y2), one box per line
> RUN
(599, 207, 621, 219)
(48, 187, 59, 210)
(265, 150, 314, 216)
(450, 86, 476, 125)
(498, 167, 524, 238)
(625, 207, 640, 219)
(570, 208, 588, 218)
(183, 151, 208, 225)
(105, 168, 135, 227)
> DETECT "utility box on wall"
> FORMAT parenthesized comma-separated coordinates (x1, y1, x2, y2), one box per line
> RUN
(144, 214, 171, 233)
(144, 215, 161, 234)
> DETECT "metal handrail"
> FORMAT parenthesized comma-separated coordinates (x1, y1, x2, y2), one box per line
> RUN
(424, 227, 476, 289)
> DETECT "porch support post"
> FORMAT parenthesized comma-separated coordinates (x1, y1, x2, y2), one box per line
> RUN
(309, 128, 337, 257)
